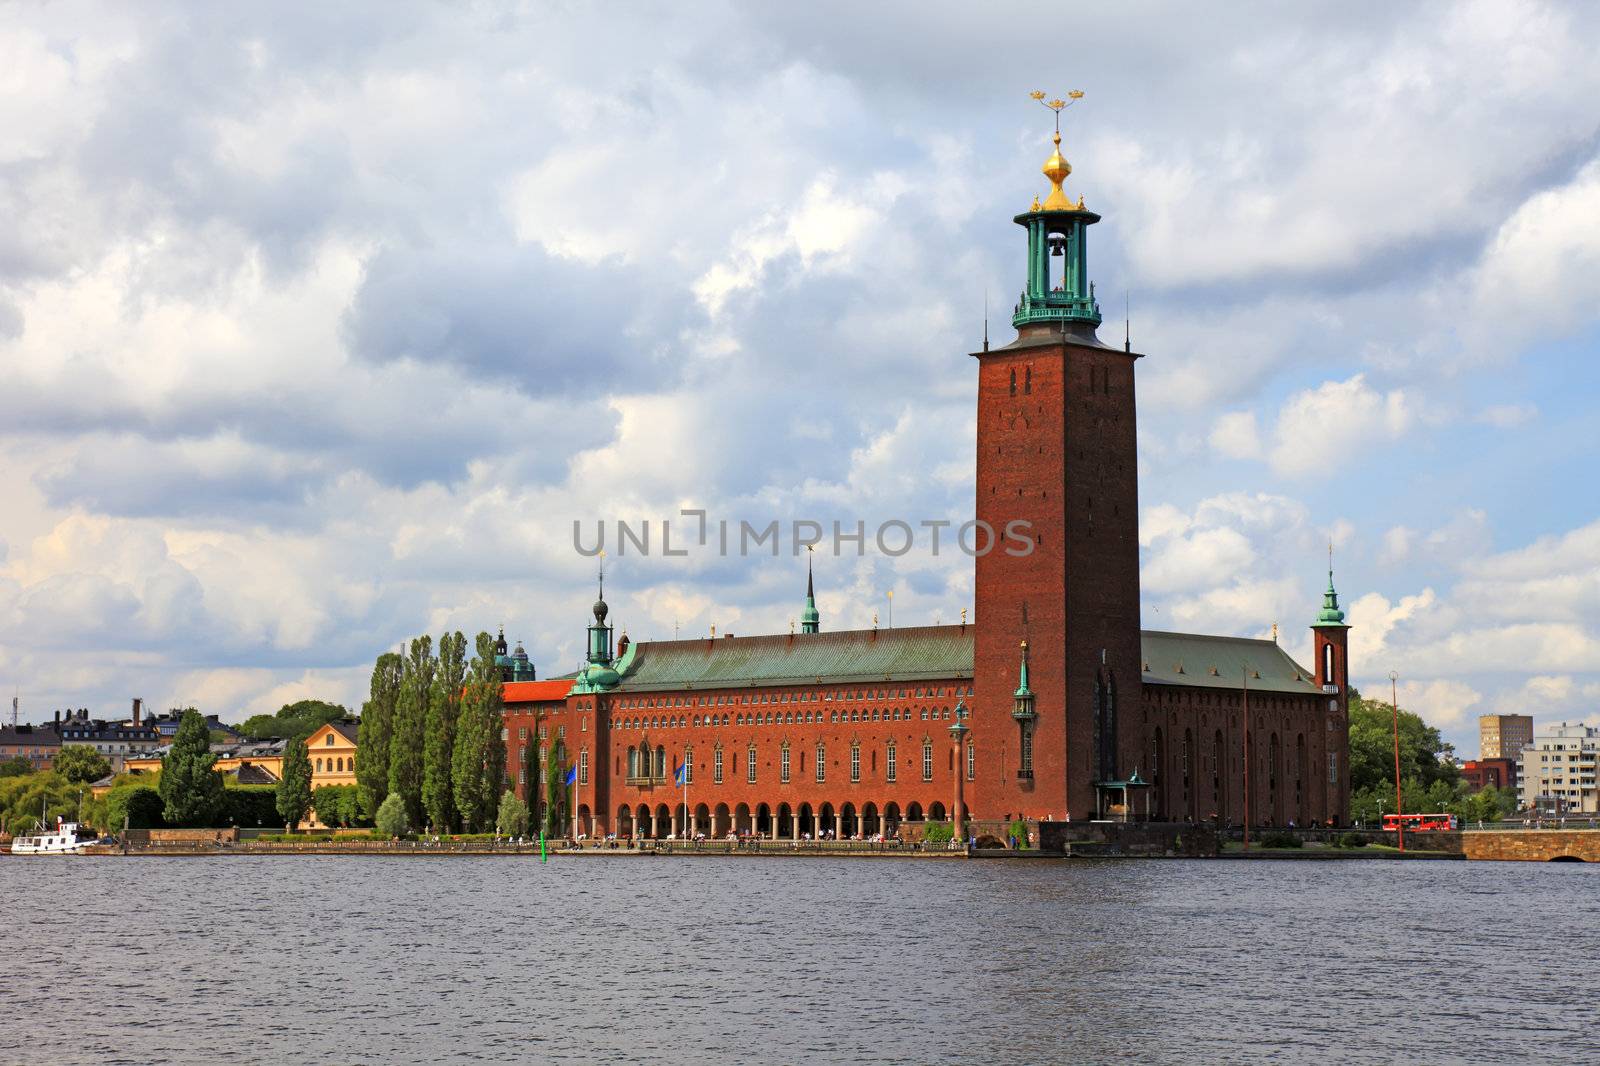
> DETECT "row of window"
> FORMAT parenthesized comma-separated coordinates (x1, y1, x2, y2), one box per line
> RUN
(620, 739, 977, 785)
(613, 685, 972, 710)
(513, 746, 591, 787)
(314, 757, 349, 773)
(612, 706, 959, 732)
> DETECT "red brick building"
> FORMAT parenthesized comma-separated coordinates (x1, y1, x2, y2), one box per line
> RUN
(500, 118, 1351, 839)
(1463, 758, 1517, 792)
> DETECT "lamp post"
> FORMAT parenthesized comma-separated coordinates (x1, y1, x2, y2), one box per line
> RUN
(950, 699, 970, 849)
(1390, 669, 1404, 853)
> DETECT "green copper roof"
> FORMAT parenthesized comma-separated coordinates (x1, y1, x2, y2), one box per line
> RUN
(1014, 641, 1033, 698)
(615, 625, 973, 692)
(1139, 630, 1321, 695)
(1312, 571, 1347, 628)
(602, 625, 1320, 697)
(800, 561, 820, 634)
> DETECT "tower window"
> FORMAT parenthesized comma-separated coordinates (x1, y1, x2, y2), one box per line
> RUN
(1024, 366, 1032, 394)
(1009, 368, 1017, 396)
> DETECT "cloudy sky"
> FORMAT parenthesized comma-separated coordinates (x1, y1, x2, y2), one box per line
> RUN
(3, 1, 1598, 755)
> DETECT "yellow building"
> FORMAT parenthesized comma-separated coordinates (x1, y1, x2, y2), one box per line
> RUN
(118, 741, 286, 793)
(306, 720, 359, 828)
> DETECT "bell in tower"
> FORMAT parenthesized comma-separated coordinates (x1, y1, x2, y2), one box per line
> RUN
(1014, 90, 1101, 333)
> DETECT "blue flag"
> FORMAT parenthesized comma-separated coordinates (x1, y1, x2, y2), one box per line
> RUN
(674, 762, 687, 786)
(564, 766, 577, 786)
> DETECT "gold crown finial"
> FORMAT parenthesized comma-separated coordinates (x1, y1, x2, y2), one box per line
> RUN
(1030, 89, 1084, 212)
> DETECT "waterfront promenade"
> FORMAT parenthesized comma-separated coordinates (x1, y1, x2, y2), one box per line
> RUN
(32, 823, 1597, 861)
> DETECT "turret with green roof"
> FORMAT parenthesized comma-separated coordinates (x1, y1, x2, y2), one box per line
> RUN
(800, 552, 820, 634)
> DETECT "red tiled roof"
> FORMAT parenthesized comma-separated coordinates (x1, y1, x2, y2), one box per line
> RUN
(501, 679, 573, 704)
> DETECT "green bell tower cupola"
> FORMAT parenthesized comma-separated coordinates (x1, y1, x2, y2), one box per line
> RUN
(1013, 90, 1101, 331)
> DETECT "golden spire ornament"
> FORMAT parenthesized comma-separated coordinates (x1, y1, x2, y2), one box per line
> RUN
(1029, 89, 1084, 212)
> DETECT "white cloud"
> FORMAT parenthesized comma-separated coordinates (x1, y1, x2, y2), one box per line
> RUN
(1396, 678, 1482, 729)
(1268, 374, 1411, 478)
(1209, 410, 1261, 460)
(1, 4, 1598, 742)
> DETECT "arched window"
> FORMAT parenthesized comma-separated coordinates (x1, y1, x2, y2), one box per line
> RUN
(746, 743, 758, 784)
(655, 745, 666, 779)
(628, 746, 638, 779)
(816, 741, 826, 783)
(1323, 643, 1335, 685)
(886, 740, 897, 783)
(1009, 367, 1017, 395)
(850, 742, 861, 783)
(922, 739, 934, 781)
(315, 758, 323, 772)
(780, 743, 791, 783)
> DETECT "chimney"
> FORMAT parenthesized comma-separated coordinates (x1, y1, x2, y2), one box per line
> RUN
(55, 710, 61, 724)
(132, 698, 142, 726)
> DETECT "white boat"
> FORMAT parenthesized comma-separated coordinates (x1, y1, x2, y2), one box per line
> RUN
(10, 817, 101, 855)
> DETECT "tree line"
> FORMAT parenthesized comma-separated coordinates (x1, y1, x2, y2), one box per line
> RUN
(321, 630, 510, 836)
(1346, 689, 1518, 825)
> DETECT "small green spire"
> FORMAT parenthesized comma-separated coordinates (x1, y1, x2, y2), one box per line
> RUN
(1012, 640, 1036, 721)
(800, 549, 820, 634)
(1313, 543, 1347, 628)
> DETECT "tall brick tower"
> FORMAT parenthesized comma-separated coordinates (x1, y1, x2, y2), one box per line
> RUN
(971, 93, 1142, 823)
(1311, 552, 1352, 825)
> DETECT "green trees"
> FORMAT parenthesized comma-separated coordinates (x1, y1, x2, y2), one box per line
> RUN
(1347, 693, 1471, 823)
(356, 652, 403, 818)
(159, 709, 224, 828)
(0, 772, 77, 834)
(452, 632, 506, 832)
(496, 790, 529, 837)
(374, 792, 409, 838)
(423, 631, 467, 833)
(1348, 693, 1461, 795)
(276, 736, 313, 829)
(310, 784, 365, 828)
(349, 629, 508, 835)
(0, 757, 32, 778)
(53, 747, 112, 785)
(108, 785, 165, 830)
(387, 636, 435, 829)
(542, 741, 567, 837)
(237, 699, 349, 742)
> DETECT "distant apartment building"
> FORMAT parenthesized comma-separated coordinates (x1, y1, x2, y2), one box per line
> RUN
(0, 724, 61, 772)
(1518, 723, 1599, 815)
(54, 700, 164, 773)
(1479, 714, 1534, 761)
(147, 709, 244, 743)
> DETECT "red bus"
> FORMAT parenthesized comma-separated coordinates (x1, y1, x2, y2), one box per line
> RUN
(1382, 812, 1458, 832)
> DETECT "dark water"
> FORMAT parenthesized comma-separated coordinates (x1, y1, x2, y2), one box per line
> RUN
(3, 855, 1595, 1065)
